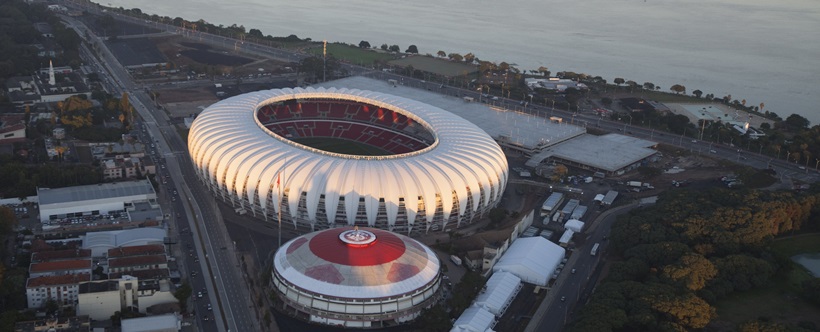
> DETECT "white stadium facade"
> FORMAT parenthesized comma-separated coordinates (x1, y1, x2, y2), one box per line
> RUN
(271, 227, 442, 328)
(188, 87, 509, 234)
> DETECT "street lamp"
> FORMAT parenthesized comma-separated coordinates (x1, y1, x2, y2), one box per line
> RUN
(815, 158, 819, 172)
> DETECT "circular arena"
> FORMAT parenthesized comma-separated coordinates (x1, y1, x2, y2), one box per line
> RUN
(271, 227, 441, 328)
(188, 87, 508, 233)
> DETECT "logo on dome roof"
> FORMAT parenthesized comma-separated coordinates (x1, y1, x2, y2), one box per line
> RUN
(339, 226, 377, 248)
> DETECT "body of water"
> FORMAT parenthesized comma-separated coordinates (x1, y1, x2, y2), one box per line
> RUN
(792, 253, 820, 277)
(103, 0, 820, 125)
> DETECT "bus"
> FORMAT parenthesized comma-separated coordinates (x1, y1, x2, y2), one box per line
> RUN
(590, 243, 600, 256)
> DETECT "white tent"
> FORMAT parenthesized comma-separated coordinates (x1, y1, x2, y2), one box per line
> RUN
(474, 271, 522, 316)
(593, 194, 605, 202)
(451, 306, 496, 332)
(559, 229, 575, 246)
(565, 219, 585, 233)
(492, 237, 565, 286)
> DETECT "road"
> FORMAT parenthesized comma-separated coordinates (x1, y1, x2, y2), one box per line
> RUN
(61, 13, 258, 332)
(525, 203, 637, 332)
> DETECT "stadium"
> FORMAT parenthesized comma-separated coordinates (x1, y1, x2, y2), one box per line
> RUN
(271, 227, 442, 328)
(188, 87, 508, 233)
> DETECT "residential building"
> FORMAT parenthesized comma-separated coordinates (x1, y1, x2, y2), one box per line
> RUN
(25, 273, 91, 308)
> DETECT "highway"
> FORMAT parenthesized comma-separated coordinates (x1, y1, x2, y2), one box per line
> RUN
(61, 12, 257, 332)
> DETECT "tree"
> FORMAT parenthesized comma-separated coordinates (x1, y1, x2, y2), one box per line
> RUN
(785, 113, 810, 130)
(463, 53, 475, 63)
(670, 84, 686, 94)
(388, 44, 400, 53)
(380, 43, 388, 51)
(626, 80, 639, 93)
(643, 82, 655, 90)
(358, 40, 370, 48)
(248, 28, 263, 38)
(601, 97, 613, 107)
(489, 208, 506, 225)
(692, 89, 703, 98)
(174, 282, 192, 310)
(538, 66, 550, 77)
(662, 253, 717, 291)
(448, 53, 463, 62)
(436, 50, 446, 57)
(0, 207, 18, 235)
(405, 45, 418, 53)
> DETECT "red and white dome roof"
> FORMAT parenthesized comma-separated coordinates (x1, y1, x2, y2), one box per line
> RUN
(273, 227, 440, 299)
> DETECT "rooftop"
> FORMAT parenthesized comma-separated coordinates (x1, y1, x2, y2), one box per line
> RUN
(121, 314, 179, 332)
(526, 133, 658, 171)
(108, 244, 166, 258)
(38, 179, 155, 205)
(109, 268, 170, 280)
(26, 273, 91, 288)
(32, 248, 92, 262)
(78, 280, 121, 294)
(274, 227, 440, 299)
(30, 259, 92, 273)
(108, 254, 167, 268)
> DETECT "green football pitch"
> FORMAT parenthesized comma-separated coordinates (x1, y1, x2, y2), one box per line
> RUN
(292, 137, 391, 156)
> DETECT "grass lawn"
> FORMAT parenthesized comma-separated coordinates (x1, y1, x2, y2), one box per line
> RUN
(388, 56, 478, 77)
(306, 43, 394, 66)
(770, 233, 820, 257)
(712, 234, 820, 329)
(293, 137, 389, 156)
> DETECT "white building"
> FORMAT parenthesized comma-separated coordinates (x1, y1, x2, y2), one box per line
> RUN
(473, 271, 522, 317)
(272, 227, 441, 328)
(82, 228, 167, 257)
(77, 277, 138, 320)
(492, 237, 565, 287)
(38, 180, 158, 222)
(26, 273, 91, 308)
(77, 276, 177, 320)
(451, 306, 496, 332)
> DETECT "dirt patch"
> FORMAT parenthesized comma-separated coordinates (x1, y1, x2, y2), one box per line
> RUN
(179, 49, 253, 66)
(157, 86, 216, 103)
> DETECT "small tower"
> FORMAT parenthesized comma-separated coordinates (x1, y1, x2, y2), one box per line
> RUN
(48, 60, 56, 86)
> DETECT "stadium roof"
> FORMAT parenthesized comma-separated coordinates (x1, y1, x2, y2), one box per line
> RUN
(526, 133, 658, 171)
(474, 271, 522, 316)
(38, 180, 155, 205)
(493, 237, 565, 286)
(274, 227, 440, 300)
(189, 87, 508, 227)
(316, 76, 586, 153)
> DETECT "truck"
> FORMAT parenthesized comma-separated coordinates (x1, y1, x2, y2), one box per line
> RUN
(560, 199, 580, 222)
(590, 243, 600, 256)
(627, 181, 643, 187)
(450, 255, 462, 266)
(540, 192, 565, 217)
